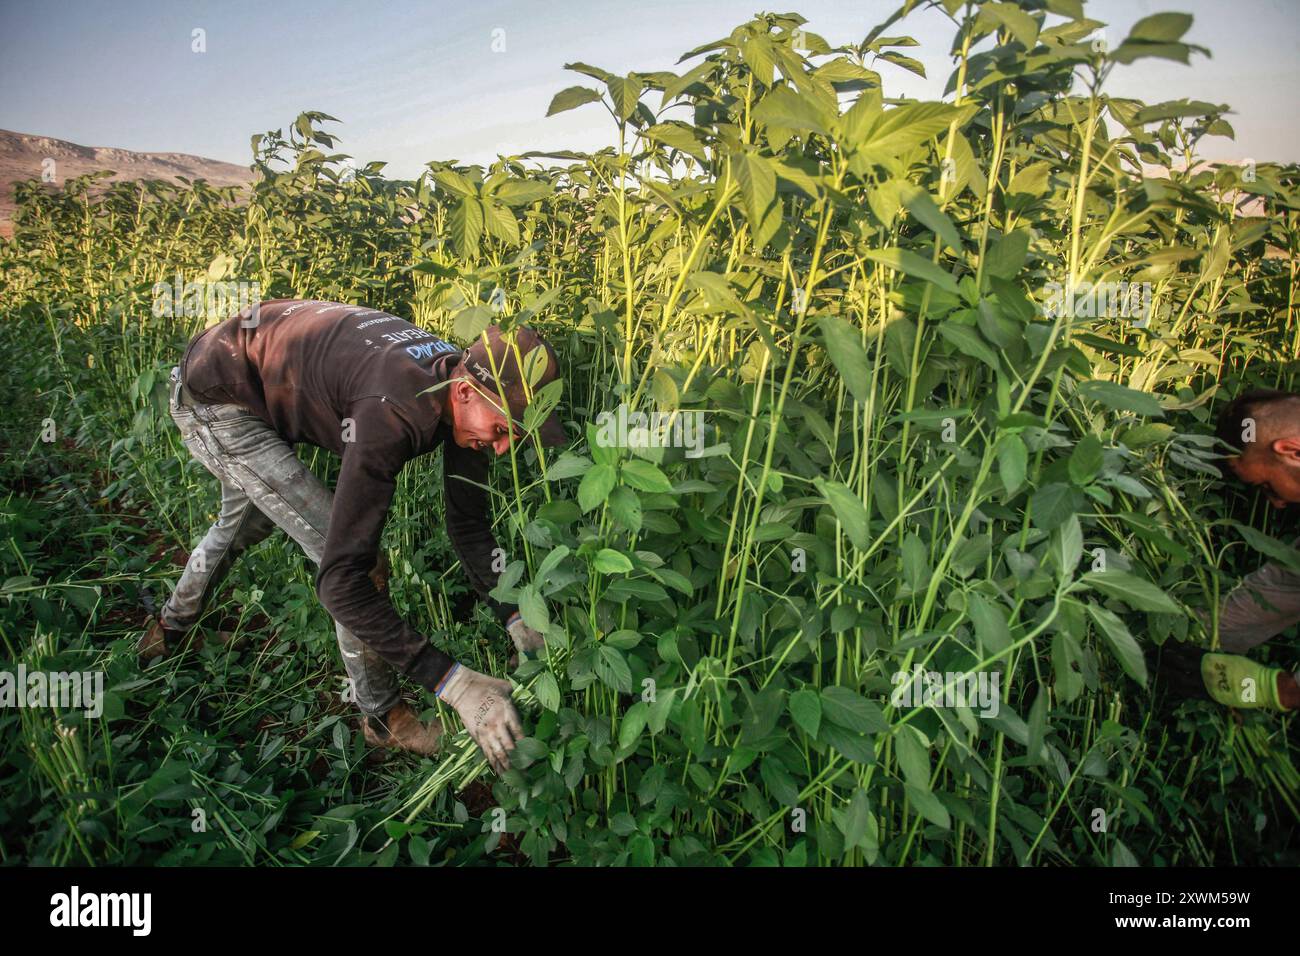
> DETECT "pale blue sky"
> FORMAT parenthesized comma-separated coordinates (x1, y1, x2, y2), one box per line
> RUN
(1, 0, 1296, 178)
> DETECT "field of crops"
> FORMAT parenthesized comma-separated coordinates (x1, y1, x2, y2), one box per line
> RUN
(2, 1, 1298, 867)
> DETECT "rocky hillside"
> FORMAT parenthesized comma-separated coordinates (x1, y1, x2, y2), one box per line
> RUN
(0, 129, 253, 238)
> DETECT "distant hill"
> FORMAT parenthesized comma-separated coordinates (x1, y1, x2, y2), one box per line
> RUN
(0, 129, 253, 239)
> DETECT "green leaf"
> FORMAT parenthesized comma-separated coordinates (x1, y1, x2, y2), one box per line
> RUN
(1200, 231, 1230, 282)
(967, 591, 1012, 654)
(1076, 381, 1166, 419)
(876, 50, 926, 78)
(534, 672, 561, 712)
(983, 229, 1030, 279)
(517, 583, 549, 631)
(752, 85, 833, 135)
(863, 248, 959, 295)
(1080, 570, 1181, 613)
(830, 604, 858, 633)
(686, 271, 745, 313)
(1027, 690, 1049, 762)
(951, 534, 991, 578)
(821, 686, 887, 733)
(604, 578, 669, 603)
(605, 75, 645, 121)
(957, 130, 991, 201)
(789, 689, 822, 739)
(651, 369, 680, 410)
(1051, 632, 1084, 704)
(1107, 36, 1190, 64)
(431, 168, 475, 198)
(815, 315, 871, 405)
(564, 61, 613, 82)
(977, 2, 1040, 48)
(814, 478, 869, 550)
(904, 783, 950, 829)
(1068, 434, 1104, 485)
(1052, 514, 1083, 577)
(939, 321, 1000, 369)
(1030, 482, 1078, 532)
(820, 724, 876, 764)
(835, 790, 872, 849)
(1085, 602, 1148, 687)
(894, 727, 931, 790)
(593, 549, 633, 574)
(546, 86, 603, 117)
(739, 685, 784, 743)
(607, 485, 642, 533)
(452, 304, 493, 342)
(449, 197, 483, 260)
(644, 122, 709, 164)
(1124, 12, 1192, 44)
(732, 151, 782, 252)
(646, 687, 677, 735)
(628, 834, 654, 867)
(760, 758, 801, 807)
(546, 452, 592, 481)
(901, 532, 931, 593)
(1229, 522, 1300, 574)
(772, 156, 825, 200)
(1007, 162, 1051, 199)
(596, 645, 633, 693)
(578, 463, 617, 512)
(649, 566, 694, 595)
(522, 378, 562, 432)
(621, 459, 674, 493)
(533, 546, 569, 582)
(852, 101, 970, 162)
(619, 701, 648, 750)
(592, 546, 631, 574)
(492, 179, 553, 207)
(738, 35, 774, 85)
(899, 183, 962, 253)
(997, 433, 1028, 494)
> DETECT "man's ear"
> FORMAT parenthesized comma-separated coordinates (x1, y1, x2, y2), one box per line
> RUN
(1273, 436, 1300, 465)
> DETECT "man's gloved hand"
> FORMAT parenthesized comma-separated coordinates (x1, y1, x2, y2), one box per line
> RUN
(435, 663, 523, 775)
(1201, 652, 1287, 710)
(1150, 642, 1290, 711)
(506, 611, 544, 660)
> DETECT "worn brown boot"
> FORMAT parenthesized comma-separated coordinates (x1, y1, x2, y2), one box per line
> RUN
(136, 616, 199, 662)
(362, 702, 444, 757)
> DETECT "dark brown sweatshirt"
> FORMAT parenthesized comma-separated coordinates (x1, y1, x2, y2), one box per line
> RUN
(180, 298, 515, 691)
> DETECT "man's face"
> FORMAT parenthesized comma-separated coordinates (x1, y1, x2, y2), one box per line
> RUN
(448, 378, 523, 456)
(1229, 438, 1300, 509)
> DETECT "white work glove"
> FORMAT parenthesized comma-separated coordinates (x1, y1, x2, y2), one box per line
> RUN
(506, 611, 545, 660)
(436, 663, 523, 775)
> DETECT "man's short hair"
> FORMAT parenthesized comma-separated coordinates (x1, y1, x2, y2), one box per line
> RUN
(1214, 388, 1300, 474)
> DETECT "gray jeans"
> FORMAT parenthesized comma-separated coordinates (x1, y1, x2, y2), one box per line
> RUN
(160, 366, 401, 716)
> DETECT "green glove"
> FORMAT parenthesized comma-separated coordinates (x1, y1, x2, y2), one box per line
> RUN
(1200, 653, 1286, 711)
